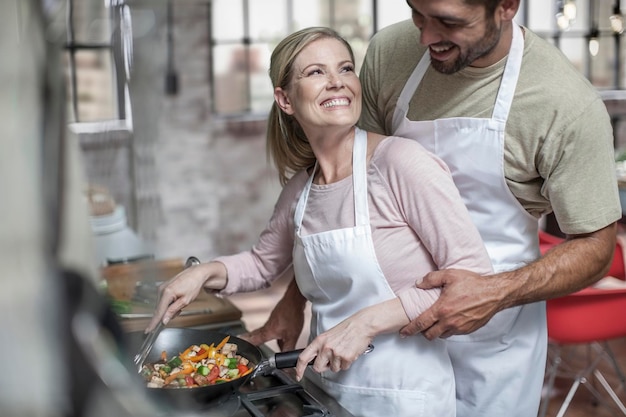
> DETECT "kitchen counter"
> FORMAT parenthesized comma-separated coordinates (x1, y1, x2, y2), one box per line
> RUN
(118, 291, 243, 333)
(101, 258, 244, 333)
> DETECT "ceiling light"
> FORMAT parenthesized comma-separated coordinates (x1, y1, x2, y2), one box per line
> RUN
(563, 0, 577, 21)
(556, 13, 571, 31)
(610, 10, 624, 34)
(588, 27, 600, 57)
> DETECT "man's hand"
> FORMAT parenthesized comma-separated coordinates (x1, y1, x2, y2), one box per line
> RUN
(399, 269, 505, 340)
(400, 223, 618, 340)
(239, 278, 306, 351)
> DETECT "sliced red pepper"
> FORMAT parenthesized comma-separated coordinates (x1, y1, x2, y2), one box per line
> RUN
(207, 365, 220, 383)
(237, 364, 249, 375)
(188, 348, 208, 362)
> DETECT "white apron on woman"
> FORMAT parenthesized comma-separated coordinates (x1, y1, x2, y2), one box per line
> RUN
(392, 23, 547, 417)
(292, 128, 456, 417)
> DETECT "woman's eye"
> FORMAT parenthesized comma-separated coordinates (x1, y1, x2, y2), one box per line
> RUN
(307, 69, 323, 76)
(341, 65, 354, 73)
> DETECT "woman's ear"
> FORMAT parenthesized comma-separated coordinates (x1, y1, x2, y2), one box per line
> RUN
(274, 87, 294, 115)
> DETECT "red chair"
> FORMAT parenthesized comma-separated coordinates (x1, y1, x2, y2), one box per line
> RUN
(538, 230, 626, 416)
(539, 286, 626, 417)
(538, 230, 625, 280)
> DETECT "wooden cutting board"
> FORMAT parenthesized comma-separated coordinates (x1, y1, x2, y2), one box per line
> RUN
(118, 291, 243, 332)
(101, 258, 243, 332)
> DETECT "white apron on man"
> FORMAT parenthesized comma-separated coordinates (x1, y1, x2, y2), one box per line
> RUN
(292, 128, 456, 417)
(392, 23, 547, 417)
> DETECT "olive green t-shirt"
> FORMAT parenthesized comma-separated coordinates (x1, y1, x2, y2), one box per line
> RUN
(358, 19, 621, 235)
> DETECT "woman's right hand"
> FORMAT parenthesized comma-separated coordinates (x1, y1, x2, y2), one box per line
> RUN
(145, 261, 228, 332)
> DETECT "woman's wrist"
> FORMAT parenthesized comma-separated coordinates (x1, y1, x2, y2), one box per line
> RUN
(201, 261, 228, 291)
(357, 298, 410, 336)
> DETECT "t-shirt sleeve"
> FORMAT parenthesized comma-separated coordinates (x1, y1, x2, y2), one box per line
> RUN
(539, 96, 621, 234)
(358, 32, 387, 135)
(215, 172, 307, 295)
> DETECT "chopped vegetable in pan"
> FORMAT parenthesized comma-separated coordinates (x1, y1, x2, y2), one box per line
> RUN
(140, 336, 253, 388)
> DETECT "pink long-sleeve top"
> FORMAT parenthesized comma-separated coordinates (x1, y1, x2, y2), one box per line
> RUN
(215, 135, 493, 320)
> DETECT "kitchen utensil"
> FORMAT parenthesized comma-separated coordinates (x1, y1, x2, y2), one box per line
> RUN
(251, 343, 375, 378)
(127, 327, 373, 410)
(128, 328, 263, 409)
(132, 256, 200, 371)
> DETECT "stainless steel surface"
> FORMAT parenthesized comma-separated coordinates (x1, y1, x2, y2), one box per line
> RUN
(120, 308, 212, 319)
(133, 256, 201, 370)
(133, 320, 163, 371)
(185, 256, 201, 268)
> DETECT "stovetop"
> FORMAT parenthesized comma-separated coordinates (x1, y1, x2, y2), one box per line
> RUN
(178, 360, 354, 417)
(199, 367, 353, 417)
(104, 262, 352, 417)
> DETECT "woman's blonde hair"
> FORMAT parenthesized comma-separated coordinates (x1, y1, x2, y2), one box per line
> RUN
(266, 27, 355, 186)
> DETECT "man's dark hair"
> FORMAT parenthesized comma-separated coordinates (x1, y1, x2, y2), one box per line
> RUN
(464, 0, 502, 16)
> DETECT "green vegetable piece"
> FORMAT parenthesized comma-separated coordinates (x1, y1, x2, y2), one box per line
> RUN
(197, 365, 210, 376)
(226, 358, 238, 369)
(226, 368, 239, 379)
(109, 299, 132, 315)
(140, 367, 152, 378)
(161, 365, 171, 373)
(167, 356, 183, 368)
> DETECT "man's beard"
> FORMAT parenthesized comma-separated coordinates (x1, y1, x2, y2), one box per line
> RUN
(430, 18, 501, 74)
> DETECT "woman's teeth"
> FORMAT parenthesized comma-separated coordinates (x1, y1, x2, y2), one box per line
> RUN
(322, 98, 349, 108)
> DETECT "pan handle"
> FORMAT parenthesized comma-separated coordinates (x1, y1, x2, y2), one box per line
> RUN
(274, 349, 306, 369)
(274, 344, 375, 369)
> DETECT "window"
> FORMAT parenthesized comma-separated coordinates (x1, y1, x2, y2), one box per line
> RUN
(524, 0, 625, 89)
(209, 0, 411, 118)
(66, 0, 129, 122)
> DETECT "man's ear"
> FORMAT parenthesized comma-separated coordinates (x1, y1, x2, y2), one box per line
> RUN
(274, 87, 294, 115)
(497, 0, 520, 21)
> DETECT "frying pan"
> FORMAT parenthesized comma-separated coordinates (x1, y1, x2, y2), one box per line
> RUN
(126, 327, 305, 410)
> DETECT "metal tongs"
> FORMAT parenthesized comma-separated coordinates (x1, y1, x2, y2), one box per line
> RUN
(251, 343, 375, 378)
(133, 256, 201, 372)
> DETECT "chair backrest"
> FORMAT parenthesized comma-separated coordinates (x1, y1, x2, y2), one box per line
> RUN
(546, 286, 626, 344)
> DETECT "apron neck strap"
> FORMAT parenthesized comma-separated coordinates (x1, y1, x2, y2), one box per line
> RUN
(294, 127, 371, 233)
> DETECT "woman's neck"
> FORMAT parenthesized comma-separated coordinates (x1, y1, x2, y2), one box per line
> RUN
(307, 125, 356, 185)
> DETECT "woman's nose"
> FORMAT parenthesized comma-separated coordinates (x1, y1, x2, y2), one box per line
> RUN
(327, 73, 343, 88)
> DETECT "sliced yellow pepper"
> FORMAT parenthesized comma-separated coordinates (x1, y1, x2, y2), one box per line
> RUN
(207, 346, 216, 359)
(163, 361, 194, 385)
(215, 335, 230, 351)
